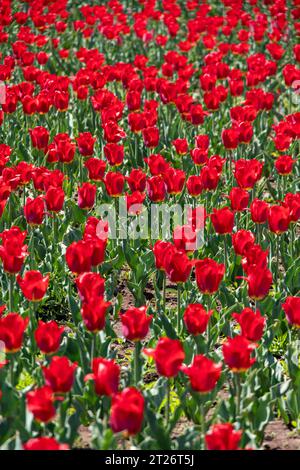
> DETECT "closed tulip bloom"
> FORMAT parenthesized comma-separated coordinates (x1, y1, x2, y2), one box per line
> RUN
(43, 356, 77, 393)
(147, 175, 166, 202)
(152, 240, 175, 271)
(142, 126, 159, 148)
(232, 308, 265, 341)
(241, 244, 269, 274)
(164, 249, 192, 283)
(66, 240, 93, 274)
(222, 128, 239, 149)
(105, 171, 125, 197)
(200, 166, 220, 191)
(0, 313, 29, 353)
(26, 386, 56, 423)
(75, 272, 105, 303)
(268, 205, 290, 234)
(84, 158, 106, 181)
(232, 230, 255, 256)
(145, 154, 169, 175)
(250, 198, 269, 224)
(234, 159, 263, 190)
(77, 182, 97, 209)
(283, 193, 300, 223)
(35, 320, 64, 354)
(81, 298, 111, 332)
(17, 270, 49, 301)
(181, 355, 222, 393)
(195, 258, 225, 295)
(183, 303, 212, 336)
(223, 335, 256, 372)
(144, 337, 185, 377)
(76, 132, 95, 157)
(120, 306, 153, 342)
(127, 168, 147, 192)
(246, 267, 273, 300)
(0, 244, 28, 274)
(275, 155, 295, 175)
(205, 423, 242, 450)
(164, 168, 186, 195)
(104, 143, 124, 166)
(24, 196, 45, 225)
(282, 297, 300, 328)
(190, 148, 208, 166)
(195, 134, 209, 150)
(110, 387, 145, 435)
(45, 186, 64, 212)
(85, 357, 120, 396)
(103, 121, 126, 143)
(187, 175, 203, 196)
(211, 207, 234, 234)
(172, 138, 188, 154)
(229, 187, 249, 211)
(29, 126, 49, 150)
(24, 437, 69, 450)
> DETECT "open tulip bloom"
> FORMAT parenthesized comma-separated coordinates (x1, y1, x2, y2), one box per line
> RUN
(0, 0, 299, 454)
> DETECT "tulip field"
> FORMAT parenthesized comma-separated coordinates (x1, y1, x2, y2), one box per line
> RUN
(1, 0, 300, 453)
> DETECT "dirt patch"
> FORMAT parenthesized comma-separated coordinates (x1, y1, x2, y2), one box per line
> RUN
(263, 420, 300, 450)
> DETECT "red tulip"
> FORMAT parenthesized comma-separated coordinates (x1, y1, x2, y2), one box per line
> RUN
(282, 297, 300, 328)
(35, 320, 64, 354)
(152, 240, 175, 271)
(222, 128, 239, 149)
(75, 272, 105, 303)
(103, 121, 126, 143)
(105, 171, 125, 197)
(187, 175, 203, 196)
(24, 437, 69, 451)
(164, 248, 192, 283)
(0, 313, 29, 353)
(181, 355, 222, 393)
(234, 159, 263, 190)
(164, 168, 185, 195)
(17, 270, 49, 301)
(223, 335, 256, 372)
(245, 267, 273, 300)
(268, 205, 290, 234)
(78, 182, 97, 209)
(205, 423, 242, 450)
(173, 225, 197, 253)
(43, 356, 77, 393)
(232, 230, 255, 256)
(142, 126, 159, 148)
(232, 308, 265, 342)
(24, 196, 45, 225)
(45, 186, 64, 212)
(81, 298, 111, 332)
(85, 357, 120, 396)
(250, 198, 269, 224)
(110, 387, 144, 435)
(84, 158, 106, 181)
(144, 337, 185, 377)
(172, 138, 188, 155)
(120, 306, 153, 342)
(229, 187, 249, 212)
(183, 303, 212, 336)
(26, 386, 56, 423)
(66, 240, 93, 274)
(127, 168, 147, 192)
(211, 207, 234, 234)
(275, 155, 296, 175)
(104, 143, 124, 167)
(283, 193, 300, 223)
(29, 126, 49, 150)
(76, 132, 95, 157)
(146, 175, 166, 202)
(195, 258, 225, 295)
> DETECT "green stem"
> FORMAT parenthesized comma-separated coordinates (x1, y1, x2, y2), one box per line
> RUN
(133, 341, 139, 386)
(8, 274, 14, 312)
(166, 378, 171, 428)
(162, 273, 166, 313)
(235, 373, 241, 420)
(177, 283, 181, 336)
(200, 401, 206, 449)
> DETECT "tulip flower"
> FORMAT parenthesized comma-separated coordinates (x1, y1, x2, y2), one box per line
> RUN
(223, 335, 256, 372)
(183, 304, 212, 336)
(181, 355, 222, 393)
(24, 196, 45, 225)
(120, 306, 152, 342)
(110, 387, 145, 435)
(81, 298, 111, 332)
(195, 258, 225, 295)
(232, 230, 255, 257)
(17, 270, 49, 302)
(24, 437, 69, 450)
(76, 132, 95, 157)
(75, 272, 105, 303)
(232, 308, 265, 342)
(35, 320, 64, 354)
(282, 297, 300, 328)
(0, 313, 29, 353)
(43, 356, 77, 393)
(144, 337, 185, 378)
(65, 240, 93, 274)
(85, 357, 120, 396)
(205, 423, 242, 450)
(211, 207, 234, 235)
(77, 182, 97, 210)
(26, 386, 56, 423)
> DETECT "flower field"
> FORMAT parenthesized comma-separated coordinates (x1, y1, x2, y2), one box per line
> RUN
(0, 0, 300, 452)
